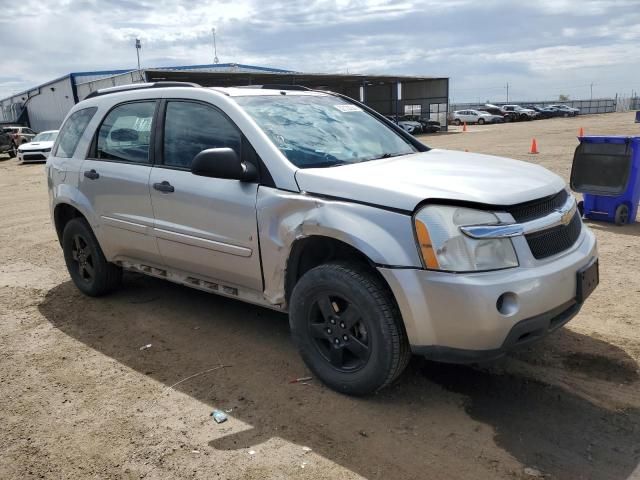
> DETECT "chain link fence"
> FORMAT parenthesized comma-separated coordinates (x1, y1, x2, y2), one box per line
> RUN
(452, 96, 640, 115)
(451, 98, 617, 115)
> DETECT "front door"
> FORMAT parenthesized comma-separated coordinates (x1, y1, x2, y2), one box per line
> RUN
(79, 100, 162, 265)
(149, 100, 262, 292)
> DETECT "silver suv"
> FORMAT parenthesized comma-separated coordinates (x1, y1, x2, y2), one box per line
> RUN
(47, 82, 599, 395)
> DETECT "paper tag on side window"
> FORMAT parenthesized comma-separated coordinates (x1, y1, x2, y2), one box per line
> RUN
(334, 104, 362, 112)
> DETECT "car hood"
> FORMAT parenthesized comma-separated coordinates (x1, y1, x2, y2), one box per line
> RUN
(295, 149, 565, 212)
(19, 141, 54, 151)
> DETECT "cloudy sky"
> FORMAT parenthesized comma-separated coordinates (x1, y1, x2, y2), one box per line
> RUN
(1, 0, 639, 102)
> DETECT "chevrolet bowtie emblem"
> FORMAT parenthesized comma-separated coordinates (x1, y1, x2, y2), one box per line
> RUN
(558, 201, 576, 226)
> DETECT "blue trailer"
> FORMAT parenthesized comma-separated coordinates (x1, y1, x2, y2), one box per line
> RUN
(571, 136, 640, 225)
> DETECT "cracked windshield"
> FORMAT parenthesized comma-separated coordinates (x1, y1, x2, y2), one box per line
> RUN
(235, 94, 418, 168)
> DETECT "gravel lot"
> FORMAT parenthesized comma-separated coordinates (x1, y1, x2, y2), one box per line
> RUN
(1, 112, 639, 480)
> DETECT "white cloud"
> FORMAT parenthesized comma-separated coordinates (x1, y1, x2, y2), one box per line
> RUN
(0, 0, 638, 101)
(489, 44, 637, 71)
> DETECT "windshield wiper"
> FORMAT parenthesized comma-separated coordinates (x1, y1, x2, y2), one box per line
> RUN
(368, 152, 409, 161)
(302, 160, 350, 168)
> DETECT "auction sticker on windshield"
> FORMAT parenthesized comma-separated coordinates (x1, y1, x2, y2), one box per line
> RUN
(334, 104, 363, 112)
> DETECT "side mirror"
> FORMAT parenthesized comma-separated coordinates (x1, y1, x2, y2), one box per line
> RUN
(191, 148, 258, 182)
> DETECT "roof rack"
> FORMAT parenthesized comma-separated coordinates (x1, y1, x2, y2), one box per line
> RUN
(250, 84, 311, 91)
(84, 81, 201, 99)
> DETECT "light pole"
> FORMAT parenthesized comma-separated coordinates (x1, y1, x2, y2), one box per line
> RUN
(211, 28, 219, 64)
(590, 82, 593, 100)
(135, 38, 141, 71)
(506, 82, 509, 103)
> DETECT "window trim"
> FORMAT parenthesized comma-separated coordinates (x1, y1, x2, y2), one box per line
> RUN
(154, 98, 245, 172)
(87, 99, 159, 165)
(52, 106, 98, 159)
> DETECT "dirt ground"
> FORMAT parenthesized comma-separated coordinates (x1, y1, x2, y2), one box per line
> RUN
(1, 112, 639, 480)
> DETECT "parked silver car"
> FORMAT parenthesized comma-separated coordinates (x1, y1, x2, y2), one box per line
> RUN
(549, 104, 580, 117)
(3, 125, 37, 144)
(451, 109, 503, 125)
(47, 82, 599, 395)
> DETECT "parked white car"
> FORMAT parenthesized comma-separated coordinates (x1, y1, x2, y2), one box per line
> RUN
(17, 130, 59, 164)
(451, 109, 503, 125)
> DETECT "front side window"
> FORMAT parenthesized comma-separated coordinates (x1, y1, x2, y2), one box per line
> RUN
(234, 94, 418, 168)
(96, 101, 156, 163)
(53, 107, 97, 158)
(163, 101, 241, 169)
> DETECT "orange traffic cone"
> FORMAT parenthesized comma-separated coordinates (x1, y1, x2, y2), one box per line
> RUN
(463, 122, 467, 132)
(578, 127, 584, 137)
(529, 138, 539, 154)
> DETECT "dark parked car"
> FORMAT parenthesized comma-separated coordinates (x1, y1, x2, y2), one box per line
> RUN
(0, 128, 17, 158)
(483, 104, 517, 122)
(525, 106, 557, 119)
(400, 115, 441, 133)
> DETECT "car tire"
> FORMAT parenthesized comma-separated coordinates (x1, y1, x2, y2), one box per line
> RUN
(454, 119, 462, 126)
(478, 118, 485, 125)
(8, 143, 17, 158)
(289, 262, 411, 396)
(62, 217, 122, 296)
(614, 204, 630, 226)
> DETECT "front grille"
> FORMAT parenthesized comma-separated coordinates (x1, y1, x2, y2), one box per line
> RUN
(525, 212, 582, 259)
(507, 190, 568, 223)
(24, 153, 47, 160)
(507, 190, 568, 222)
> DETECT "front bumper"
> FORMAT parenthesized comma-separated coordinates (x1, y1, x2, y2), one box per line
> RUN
(378, 227, 597, 359)
(18, 150, 49, 163)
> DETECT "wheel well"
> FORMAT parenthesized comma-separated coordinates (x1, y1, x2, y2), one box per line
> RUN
(285, 236, 381, 303)
(53, 204, 85, 244)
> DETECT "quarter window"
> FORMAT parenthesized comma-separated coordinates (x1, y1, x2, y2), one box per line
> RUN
(53, 107, 97, 158)
(163, 101, 241, 169)
(96, 101, 156, 163)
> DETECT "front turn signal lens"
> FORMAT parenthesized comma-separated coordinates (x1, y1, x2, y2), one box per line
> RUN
(415, 219, 440, 269)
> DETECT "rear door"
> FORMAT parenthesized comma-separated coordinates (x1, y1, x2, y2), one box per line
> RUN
(79, 100, 162, 265)
(148, 99, 262, 291)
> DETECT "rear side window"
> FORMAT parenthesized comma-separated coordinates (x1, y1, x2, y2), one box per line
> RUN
(96, 101, 156, 164)
(162, 101, 241, 169)
(53, 107, 97, 158)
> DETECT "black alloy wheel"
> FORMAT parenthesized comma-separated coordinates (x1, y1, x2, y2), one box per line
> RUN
(70, 233, 96, 285)
(308, 292, 371, 372)
(289, 262, 410, 395)
(62, 217, 122, 296)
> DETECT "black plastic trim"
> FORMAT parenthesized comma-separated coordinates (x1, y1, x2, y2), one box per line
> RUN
(411, 189, 567, 217)
(85, 81, 200, 99)
(411, 299, 581, 363)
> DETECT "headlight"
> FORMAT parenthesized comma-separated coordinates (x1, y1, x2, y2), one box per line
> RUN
(414, 205, 518, 272)
(43, 148, 51, 152)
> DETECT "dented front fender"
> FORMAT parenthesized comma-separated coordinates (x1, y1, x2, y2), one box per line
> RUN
(256, 187, 422, 305)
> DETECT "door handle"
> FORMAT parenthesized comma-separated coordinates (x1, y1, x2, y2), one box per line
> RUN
(84, 169, 99, 180)
(153, 181, 175, 193)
